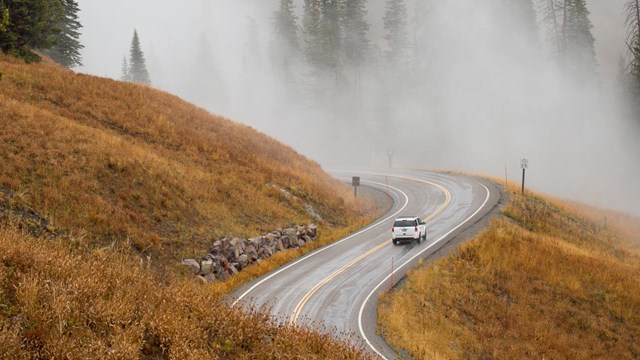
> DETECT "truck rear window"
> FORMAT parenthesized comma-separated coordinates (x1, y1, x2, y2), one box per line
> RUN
(394, 220, 415, 227)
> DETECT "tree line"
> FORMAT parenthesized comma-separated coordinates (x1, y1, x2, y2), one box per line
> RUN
(0, 0, 82, 67)
(271, 0, 640, 122)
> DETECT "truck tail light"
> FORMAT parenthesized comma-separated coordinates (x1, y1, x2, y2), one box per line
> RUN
(392, 227, 394, 233)
(415, 226, 418, 232)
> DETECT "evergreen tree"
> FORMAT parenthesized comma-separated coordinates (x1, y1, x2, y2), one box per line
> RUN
(342, 0, 370, 74)
(42, 0, 83, 68)
(302, 0, 323, 71)
(625, 0, 640, 93)
(0, 0, 62, 62)
(318, 0, 341, 74)
(541, 0, 563, 58)
(273, 0, 299, 53)
(127, 29, 150, 84)
(560, 0, 598, 81)
(0, 5, 8, 33)
(120, 55, 130, 81)
(383, 0, 409, 65)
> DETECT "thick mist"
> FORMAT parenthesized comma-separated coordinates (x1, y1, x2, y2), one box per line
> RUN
(76, 0, 639, 216)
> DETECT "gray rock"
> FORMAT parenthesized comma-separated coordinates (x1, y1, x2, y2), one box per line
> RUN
(228, 263, 239, 275)
(303, 235, 312, 243)
(201, 260, 213, 275)
(277, 238, 285, 251)
(284, 228, 297, 240)
(237, 254, 249, 268)
(307, 224, 317, 237)
(204, 273, 217, 283)
(196, 275, 208, 284)
(181, 259, 200, 274)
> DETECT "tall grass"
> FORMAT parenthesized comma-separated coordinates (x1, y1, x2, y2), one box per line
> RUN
(378, 187, 640, 359)
(0, 54, 373, 268)
(0, 226, 372, 359)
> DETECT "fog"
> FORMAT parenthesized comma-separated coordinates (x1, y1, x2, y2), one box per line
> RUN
(76, 0, 639, 216)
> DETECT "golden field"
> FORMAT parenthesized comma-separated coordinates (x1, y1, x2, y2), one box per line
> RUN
(0, 54, 377, 358)
(378, 185, 640, 359)
(0, 53, 373, 264)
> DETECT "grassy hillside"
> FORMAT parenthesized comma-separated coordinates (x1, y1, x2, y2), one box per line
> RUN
(378, 186, 640, 359)
(0, 54, 371, 264)
(0, 54, 378, 358)
(0, 226, 371, 359)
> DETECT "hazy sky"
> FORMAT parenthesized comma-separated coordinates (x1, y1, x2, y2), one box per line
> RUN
(74, 0, 639, 216)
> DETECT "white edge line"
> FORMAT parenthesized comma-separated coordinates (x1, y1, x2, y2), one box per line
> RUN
(231, 179, 410, 307)
(358, 181, 491, 360)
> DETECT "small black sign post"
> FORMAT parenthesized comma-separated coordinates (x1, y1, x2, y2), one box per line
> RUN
(520, 158, 528, 195)
(352, 176, 360, 198)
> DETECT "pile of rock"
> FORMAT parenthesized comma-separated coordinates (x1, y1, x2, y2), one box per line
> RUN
(181, 224, 317, 282)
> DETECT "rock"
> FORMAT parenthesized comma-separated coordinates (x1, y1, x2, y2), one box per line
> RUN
(299, 239, 305, 247)
(284, 228, 297, 240)
(245, 244, 257, 260)
(237, 254, 249, 269)
(196, 275, 208, 284)
(277, 238, 285, 251)
(303, 235, 312, 243)
(181, 259, 200, 274)
(204, 273, 217, 283)
(228, 263, 239, 275)
(307, 224, 317, 237)
(201, 260, 213, 275)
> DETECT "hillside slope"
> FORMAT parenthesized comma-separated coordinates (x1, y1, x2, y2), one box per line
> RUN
(378, 187, 640, 359)
(0, 54, 368, 264)
(0, 54, 378, 358)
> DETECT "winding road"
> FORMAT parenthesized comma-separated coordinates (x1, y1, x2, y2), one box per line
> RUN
(232, 169, 501, 359)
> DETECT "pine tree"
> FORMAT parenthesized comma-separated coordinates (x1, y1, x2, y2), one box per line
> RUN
(302, 0, 323, 70)
(383, 0, 409, 65)
(342, 0, 370, 74)
(625, 0, 640, 93)
(560, 0, 598, 81)
(318, 0, 341, 74)
(0, 0, 62, 62)
(120, 56, 130, 81)
(273, 0, 299, 53)
(0, 5, 8, 33)
(42, 0, 83, 68)
(127, 29, 150, 84)
(541, 0, 563, 58)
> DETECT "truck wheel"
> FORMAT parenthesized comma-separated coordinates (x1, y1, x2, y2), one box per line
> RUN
(393, 239, 398, 245)
(422, 231, 427, 241)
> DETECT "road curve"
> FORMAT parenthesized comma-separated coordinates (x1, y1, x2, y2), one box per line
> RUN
(232, 169, 501, 359)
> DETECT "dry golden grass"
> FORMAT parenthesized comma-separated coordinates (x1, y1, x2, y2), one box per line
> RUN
(379, 186, 640, 359)
(0, 54, 380, 358)
(0, 53, 373, 267)
(0, 226, 372, 359)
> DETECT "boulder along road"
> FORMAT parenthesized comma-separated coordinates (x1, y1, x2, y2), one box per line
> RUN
(232, 169, 501, 359)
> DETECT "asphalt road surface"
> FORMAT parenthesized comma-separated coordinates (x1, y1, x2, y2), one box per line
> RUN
(232, 169, 501, 359)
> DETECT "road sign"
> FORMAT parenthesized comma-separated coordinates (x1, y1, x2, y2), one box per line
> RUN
(352, 176, 360, 187)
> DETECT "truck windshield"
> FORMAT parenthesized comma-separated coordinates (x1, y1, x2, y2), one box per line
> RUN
(394, 220, 415, 227)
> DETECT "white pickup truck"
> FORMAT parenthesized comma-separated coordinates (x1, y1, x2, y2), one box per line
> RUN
(392, 216, 427, 245)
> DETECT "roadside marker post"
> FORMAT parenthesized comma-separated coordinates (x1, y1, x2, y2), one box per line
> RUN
(352, 176, 360, 198)
(520, 158, 528, 194)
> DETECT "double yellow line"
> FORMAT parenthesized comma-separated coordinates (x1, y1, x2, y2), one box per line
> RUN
(288, 175, 452, 325)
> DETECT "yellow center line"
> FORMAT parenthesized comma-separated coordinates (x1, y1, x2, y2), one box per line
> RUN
(289, 174, 452, 325)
